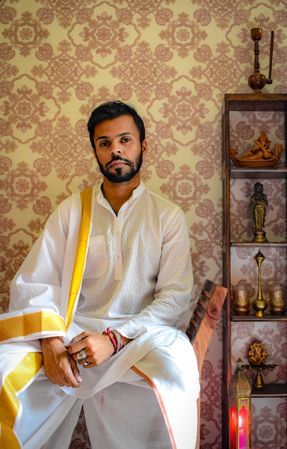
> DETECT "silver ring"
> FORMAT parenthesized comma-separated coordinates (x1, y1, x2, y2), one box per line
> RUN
(77, 349, 87, 361)
(83, 361, 90, 367)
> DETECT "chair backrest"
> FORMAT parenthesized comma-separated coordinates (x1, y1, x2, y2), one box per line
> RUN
(186, 279, 227, 374)
(186, 279, 227, 449)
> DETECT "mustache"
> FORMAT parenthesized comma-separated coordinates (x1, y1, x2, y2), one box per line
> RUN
(106, 155, 132, 168)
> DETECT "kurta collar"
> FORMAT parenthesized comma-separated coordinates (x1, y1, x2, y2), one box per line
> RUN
(95, 182, 146, 213)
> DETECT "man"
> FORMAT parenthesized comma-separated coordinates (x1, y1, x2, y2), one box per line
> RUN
(0, 101, 200, 449)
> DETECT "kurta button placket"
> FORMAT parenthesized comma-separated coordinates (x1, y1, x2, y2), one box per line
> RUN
(113, 216, 122, 280)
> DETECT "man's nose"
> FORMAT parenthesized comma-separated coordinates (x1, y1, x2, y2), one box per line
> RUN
(111, 141, 123, 155)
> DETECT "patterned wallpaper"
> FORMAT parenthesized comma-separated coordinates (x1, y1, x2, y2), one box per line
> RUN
(0, 1, 286, 448)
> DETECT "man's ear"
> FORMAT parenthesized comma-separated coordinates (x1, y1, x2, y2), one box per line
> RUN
(141, 139, 147, 155)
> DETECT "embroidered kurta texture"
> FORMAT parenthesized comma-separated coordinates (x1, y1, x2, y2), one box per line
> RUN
(79, 183, 193, 338)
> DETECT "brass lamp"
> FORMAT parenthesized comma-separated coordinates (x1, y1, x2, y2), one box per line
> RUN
(252, 250, 268, 317)
(229, 360, 252, 449)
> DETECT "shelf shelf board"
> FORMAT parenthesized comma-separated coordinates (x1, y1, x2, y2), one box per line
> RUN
(230, 166, 287, 179)
(230, 241, 287, 247)
(251, 383, 287, 398)
(231, 314, 287, 322)
(225, 93, 287, 111)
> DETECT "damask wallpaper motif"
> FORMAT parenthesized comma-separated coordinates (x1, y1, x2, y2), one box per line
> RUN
(0, 1, 286, 448)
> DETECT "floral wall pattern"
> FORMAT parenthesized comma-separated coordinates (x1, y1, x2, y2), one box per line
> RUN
(1, 1, 286, 448)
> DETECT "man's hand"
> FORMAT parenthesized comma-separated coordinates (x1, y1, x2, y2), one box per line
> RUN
(68, 331, 114, 368)
(41, 337, 82, 387)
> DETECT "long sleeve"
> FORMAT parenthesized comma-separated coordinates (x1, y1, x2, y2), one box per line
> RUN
(9, 193, 82, 318)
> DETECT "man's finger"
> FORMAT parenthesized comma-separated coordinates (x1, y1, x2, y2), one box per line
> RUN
(70, 358, 82, 384)
(68, 332, 88, 345)
(68, 341, 87, 355)
(60, 358, 81, 387)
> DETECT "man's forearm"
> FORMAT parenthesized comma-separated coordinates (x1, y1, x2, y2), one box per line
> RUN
(40, 336, 64, 347)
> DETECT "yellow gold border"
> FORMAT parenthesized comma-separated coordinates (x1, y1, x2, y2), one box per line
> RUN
(0, 352, 43, 449)
(65, 188, 93, 329)
(0, 312, 65, 343)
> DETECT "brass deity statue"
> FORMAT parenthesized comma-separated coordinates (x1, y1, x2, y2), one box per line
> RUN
(229, 132, 283, 168)
(247, 340, 268, 366)
(244, 340, 276, 389)
(241, 132, 275, 160)
(251, 182, 268, 243)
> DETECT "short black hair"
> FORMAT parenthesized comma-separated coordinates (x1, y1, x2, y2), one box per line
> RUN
(87, 101, 145, 149)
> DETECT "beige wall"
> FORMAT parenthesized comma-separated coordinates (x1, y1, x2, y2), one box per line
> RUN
(1, 1, 286, 447)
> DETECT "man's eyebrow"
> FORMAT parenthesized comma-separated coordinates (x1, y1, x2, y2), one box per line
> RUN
(95, 132, 133, 142)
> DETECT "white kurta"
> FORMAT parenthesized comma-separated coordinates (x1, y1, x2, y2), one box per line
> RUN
(77, 183, 194, 336)
(0, 183, 200, 449)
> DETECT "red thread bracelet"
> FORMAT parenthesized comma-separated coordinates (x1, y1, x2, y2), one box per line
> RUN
(103, 328, 117, 353)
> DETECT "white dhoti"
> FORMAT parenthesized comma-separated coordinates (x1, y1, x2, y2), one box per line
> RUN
(2, 325, 199, 449)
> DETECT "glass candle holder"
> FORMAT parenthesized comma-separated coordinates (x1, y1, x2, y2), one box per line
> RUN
(268, 285, 286, 315)
(233, 285, 251, 315)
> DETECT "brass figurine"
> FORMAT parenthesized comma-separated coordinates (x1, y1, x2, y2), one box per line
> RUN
(251, 182, 268, 243)
(248, 27, 274, 92)
(229, 132, 283, 168)
(247, 340, 268, 365)
(252, 250, 268, 317)
(243, 340, 276, 389)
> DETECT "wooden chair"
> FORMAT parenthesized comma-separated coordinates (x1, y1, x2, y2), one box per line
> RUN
(186, 279, 228, 449)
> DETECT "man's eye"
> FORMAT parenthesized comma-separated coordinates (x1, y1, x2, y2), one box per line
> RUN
(121, 137, 131, 143)
(99, 141, 110, 147)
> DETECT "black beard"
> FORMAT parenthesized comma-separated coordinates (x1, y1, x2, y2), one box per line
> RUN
(95, 150, 143, 183)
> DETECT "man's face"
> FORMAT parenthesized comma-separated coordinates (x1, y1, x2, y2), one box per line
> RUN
(93, 115, 147, 183)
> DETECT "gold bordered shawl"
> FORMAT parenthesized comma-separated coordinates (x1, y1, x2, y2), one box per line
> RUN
(0, 188, 93, 449)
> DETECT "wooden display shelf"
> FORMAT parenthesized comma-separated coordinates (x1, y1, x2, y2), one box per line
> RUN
(251, 383, 287, 398)
(225, 93, 287, 111)
(222, 93, 287, 449)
